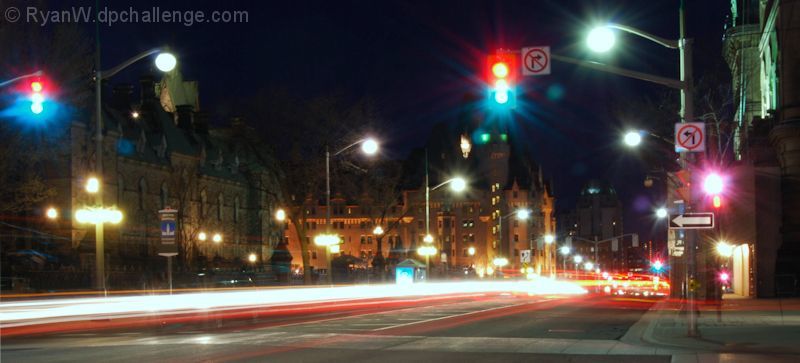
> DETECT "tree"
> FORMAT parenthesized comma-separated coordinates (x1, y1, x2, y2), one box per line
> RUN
(237, 90, 385, 284)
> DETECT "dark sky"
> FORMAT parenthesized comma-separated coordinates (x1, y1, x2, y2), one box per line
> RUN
(83, 0, 729, 242)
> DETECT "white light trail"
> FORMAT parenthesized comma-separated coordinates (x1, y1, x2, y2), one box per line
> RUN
(0, 280, 585, 328)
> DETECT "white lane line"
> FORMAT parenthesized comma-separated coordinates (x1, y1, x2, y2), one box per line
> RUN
(371, 299, 547, 331)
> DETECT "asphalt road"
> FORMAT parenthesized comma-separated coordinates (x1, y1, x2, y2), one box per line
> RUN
(1, 293, 666, 362)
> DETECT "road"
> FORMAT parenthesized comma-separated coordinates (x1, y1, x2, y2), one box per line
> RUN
(1, 292, 667, 362)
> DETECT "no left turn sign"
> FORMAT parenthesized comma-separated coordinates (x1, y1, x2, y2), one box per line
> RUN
(674, 122, 706, 152)
(521, 46, 550, 76)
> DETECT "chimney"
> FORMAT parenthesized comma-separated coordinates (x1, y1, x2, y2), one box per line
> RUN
(112, 84, 133, 109)
(194, 111, 210, 134)
(139, 75, 156, 101)
(176, 105, 194, 130)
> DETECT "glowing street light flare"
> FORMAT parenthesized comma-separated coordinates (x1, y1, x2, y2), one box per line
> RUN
(587, 26, 616, 53)
(248, 253, 257, 263)
(46, 207, 58, 220)
(544, 235, 555, 244)
(716, 241, 734, 258)
(468, 246, 476, 256)
(361, 138, 379, 155)
(212, 233, 222, 243)
(85, 177, 100, 194)
(656, 207, 668, 219)
(449, 177, 467, 192)
(275, 208, 287, 222)
(703, 173, 724, 195)
(75, 207, 123, 225)
(560, 246, 570, 255)
(573, 255, 583, 264)
(314, 234, 339, 247)
(423, 234, 434, 244)
(623, 131, 642, 147)
(492, 257, 509, 267)
(652, 260, 664, 271)
(584, 262, 594, 271)
(417, 245, 437, 256)
(154, 52, 177, 72)
(516, 209, 531, 220)
(198, 232, 207, 241)
(373, 226, 384, 235)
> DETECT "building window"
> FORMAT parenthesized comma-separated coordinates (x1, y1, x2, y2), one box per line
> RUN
(217, 194, 224, 221)
(312, 251, 317, 259)
(138, 178, 147, 211)
(514, 234, 519, 242)
(361, 236, 366, 244)
(312, 222, 317, 230)
(418, 221, 424, 229)
(233, 197, 240, 222)
(513, 220, 518, 228)
(513, 191, 518, 198)
(367, 236, 372, 244)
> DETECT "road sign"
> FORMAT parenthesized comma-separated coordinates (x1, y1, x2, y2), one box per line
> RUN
(158, 207, 178, 257)
(669, 212, 714, 229)
(520, 249, 531, 263)
(675, 122, 705, 152)
(521, 46, 550, 76)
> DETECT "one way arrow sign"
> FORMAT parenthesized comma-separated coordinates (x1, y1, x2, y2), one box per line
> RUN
(669, 212, 714, 230)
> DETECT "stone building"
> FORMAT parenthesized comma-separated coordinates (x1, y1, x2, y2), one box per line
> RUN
(45, 72, 284, 276)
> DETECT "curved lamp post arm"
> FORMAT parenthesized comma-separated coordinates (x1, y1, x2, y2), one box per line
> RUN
(100, 47, 166, 79)
(0, 70, 43, 88)
(607, 24, 680, 49)
(332, 138, 369, 156)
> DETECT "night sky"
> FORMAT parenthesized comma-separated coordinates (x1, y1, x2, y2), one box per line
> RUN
(83, 0, 729, 242)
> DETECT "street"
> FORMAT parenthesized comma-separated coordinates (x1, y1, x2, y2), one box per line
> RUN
(2, 293, 668, 362)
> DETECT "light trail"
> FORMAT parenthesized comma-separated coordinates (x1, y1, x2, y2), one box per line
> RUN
(0, 280, 585, 328)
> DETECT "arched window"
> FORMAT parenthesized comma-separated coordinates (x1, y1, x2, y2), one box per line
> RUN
(138, 178, 147, 211)
(233, 196, 240, 222)
(217, 193, 224, 221)
(200, 189, 207, 218)
(160, 182, 168, 209)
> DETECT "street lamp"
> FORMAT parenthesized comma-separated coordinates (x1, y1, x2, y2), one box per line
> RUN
(198, 231, 207, 241)
(492, 257, 509, 278)
(373, 225, 384, 235)
(584, 8, 698, 336)
(587, 26, 616, 53)
(248, 253, 257, 263)
(90, 47, 175, 291)
(275, 208, 286, 222)
(85, 177, 100, 194)
(424, 176, 467, 254)
(212, 233, 222, 243)
(656, 207, 668, 219)
(623, 131, 643, 147)
(544, 235, 555, 244)
(584, 262, 595, 271)
(497, 208, 531, 269)
(716, 241, 734, 258)
(46, 207, 58, 220)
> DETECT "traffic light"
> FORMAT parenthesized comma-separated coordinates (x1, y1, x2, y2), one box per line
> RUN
(712, 195, 722, 209)
(29, 80, 44, 114)
(486, 52, 518, 108)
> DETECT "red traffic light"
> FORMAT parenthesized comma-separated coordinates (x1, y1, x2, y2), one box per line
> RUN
(29, 80, 45, 114)
(486, 53, 518, 107)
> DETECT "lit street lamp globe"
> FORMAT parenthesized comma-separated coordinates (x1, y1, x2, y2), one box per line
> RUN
(544, 235, 555, 244)
(248, 253, 257, 263)
(361, 138, 379, 155)
(655, 207, 668, 219)
(573, 255, 583, 264)
(198, 231, 207, 241)
(716, 241, 734, 258)
(516, 209, 531, 220)
(584, 262, 594, 271)
(587, 26, 616, 53)
(212, 233, 223, 243)
(373, 225, 384, 235)
(85, 177, 100, 194)
(155, 53, 177, 72)
(623, 131, 642, 147)
(468, 246, 476, 256)
(560, 246, 570, 255)
(46, 207, 58, 220)
(450, 177, 467, 192)
(275, 208, 286, 222)
(423, 234, 434, 243)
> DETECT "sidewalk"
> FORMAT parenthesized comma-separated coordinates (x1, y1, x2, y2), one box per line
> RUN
(622, 295, 800, 356)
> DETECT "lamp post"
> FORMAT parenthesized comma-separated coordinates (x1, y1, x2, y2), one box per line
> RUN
(323, 138, 378, 284)
(560, 245, 570, 277)
(424, 172, 467, 270)
(90, 48, 175, 291)
(496, 209, 531, 270)
(583, 1, 697, 336)
(75, 178, 123, 291)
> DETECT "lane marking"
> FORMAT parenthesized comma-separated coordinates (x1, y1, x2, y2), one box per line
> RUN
(372, 300, 546, 331)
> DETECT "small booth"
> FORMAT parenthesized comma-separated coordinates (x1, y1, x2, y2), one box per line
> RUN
(395, 259, 427, 284)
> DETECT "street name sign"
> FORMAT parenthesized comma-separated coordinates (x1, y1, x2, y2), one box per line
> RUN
(521, 46, 551, 76)
(674, 122, 706, 152)
(669, 212, 714, 230)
